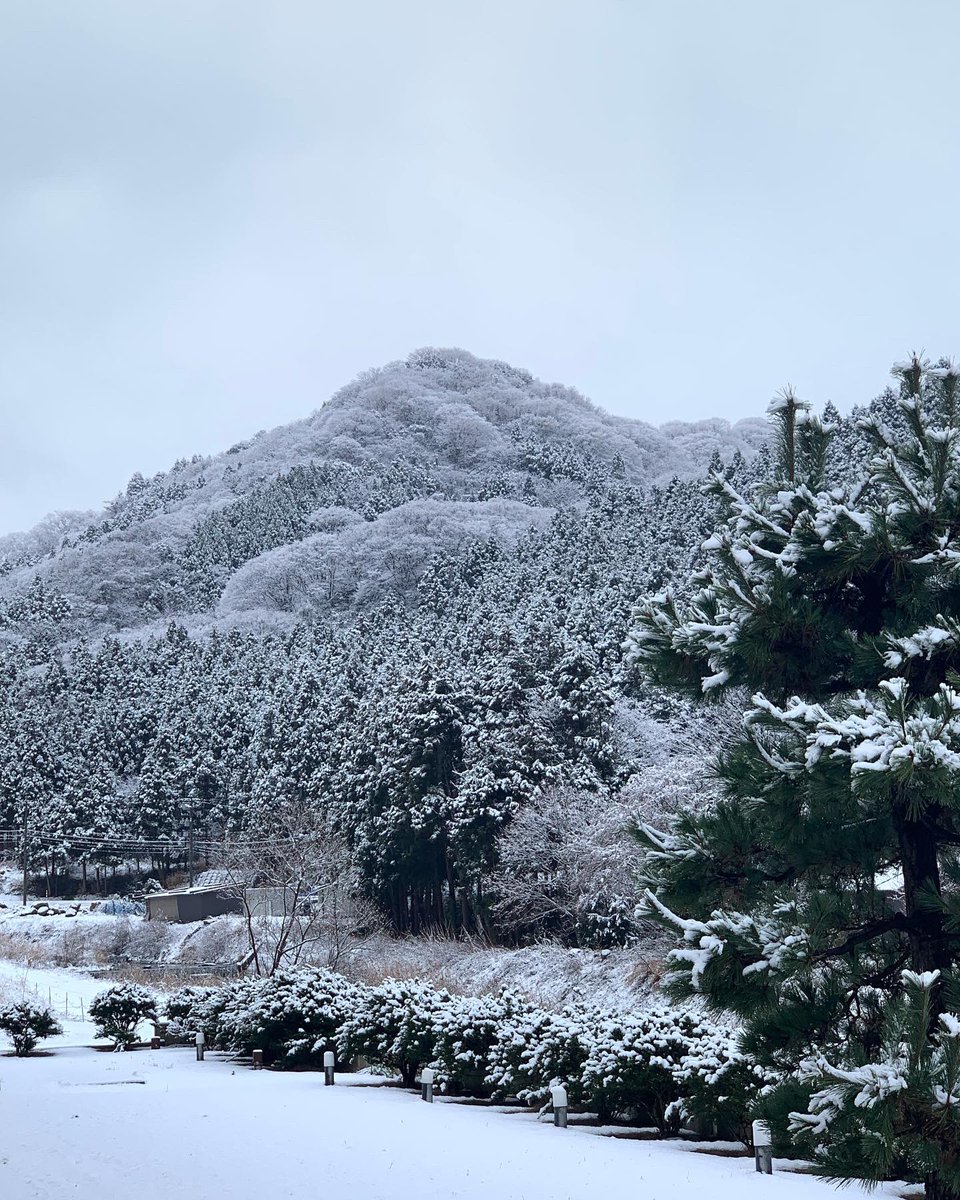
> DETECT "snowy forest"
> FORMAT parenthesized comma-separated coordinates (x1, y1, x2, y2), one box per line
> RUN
(0, 348, 887, 935)
(0, 349, 772, 928)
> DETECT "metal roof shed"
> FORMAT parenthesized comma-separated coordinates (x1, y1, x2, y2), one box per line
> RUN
(144, 886, 243, 923)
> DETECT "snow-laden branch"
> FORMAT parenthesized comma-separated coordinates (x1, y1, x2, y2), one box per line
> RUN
(639, 890, 808, 989)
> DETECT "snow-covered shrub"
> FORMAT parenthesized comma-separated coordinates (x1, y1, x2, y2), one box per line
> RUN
(89, 983, 157, 1050)
(670, 1023, 773, 1140)
(195, 980, 260, 1049)
(486, 1001, 601, 1106)
(163, 985, 227, 1045)
(0, 1001, 62, 1056)
(431, 989, 534, 1097)
(576, 891, 641, 949)
(337, 978, 452, 1086)
(216, 968, 367, 1067)
(579, 1007, 700, 1131)
(490, 787, 643, 948)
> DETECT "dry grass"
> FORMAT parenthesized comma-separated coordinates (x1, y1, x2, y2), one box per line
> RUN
(0, 912, 663, 1011)
(0, 929, 50, 968)
(345, 935, 477, 991)
(342, 935, 660, 1009)
(625, 956, 665, 990)
(94, 966, 230, 989)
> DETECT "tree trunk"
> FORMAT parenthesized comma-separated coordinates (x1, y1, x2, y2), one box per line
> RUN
(445, 855, 460, 935)
(894, 796, 949, 1018)
(925, 1169, 960, 1200)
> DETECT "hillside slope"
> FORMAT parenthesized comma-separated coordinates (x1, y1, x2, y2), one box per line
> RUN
(0, 351, 907, 937)
(0, 347, 781, 938)
(0, 348, 766, 636)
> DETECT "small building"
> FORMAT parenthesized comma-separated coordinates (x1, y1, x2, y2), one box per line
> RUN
(145, 885, 243, 923)
(245, 886, 296, 919)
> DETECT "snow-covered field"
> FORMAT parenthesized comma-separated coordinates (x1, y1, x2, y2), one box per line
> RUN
(0, 964, 918, 1200)
(0, 958, 104, 1032)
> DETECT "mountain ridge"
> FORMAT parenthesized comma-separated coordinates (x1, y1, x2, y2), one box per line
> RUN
(0, 348, 767, 637)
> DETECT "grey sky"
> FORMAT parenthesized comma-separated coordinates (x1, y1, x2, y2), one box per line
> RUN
(3, 0, 959, 535)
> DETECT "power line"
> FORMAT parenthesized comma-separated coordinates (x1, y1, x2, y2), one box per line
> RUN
(0, 827, 293, 853)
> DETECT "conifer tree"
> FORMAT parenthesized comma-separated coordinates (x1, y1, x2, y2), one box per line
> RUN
(625, 356, 960, 1200)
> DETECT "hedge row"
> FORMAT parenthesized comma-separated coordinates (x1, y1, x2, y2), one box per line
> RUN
(163, 968, 773, 1138)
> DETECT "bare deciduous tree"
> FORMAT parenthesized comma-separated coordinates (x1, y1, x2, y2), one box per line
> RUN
(490, 786, 643, 945)
(216, 801, 382, 976)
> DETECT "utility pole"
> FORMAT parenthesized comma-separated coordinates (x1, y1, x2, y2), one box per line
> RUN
(20, 800, 28, 906)
(188, 822, 195, 887)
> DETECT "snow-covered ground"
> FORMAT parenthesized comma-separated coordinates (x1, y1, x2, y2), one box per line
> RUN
(0, 958, 107, 1035)
(0, 966, 919, 1200)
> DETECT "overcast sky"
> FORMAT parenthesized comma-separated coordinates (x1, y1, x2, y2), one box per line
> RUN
(3, 1, 959, 535)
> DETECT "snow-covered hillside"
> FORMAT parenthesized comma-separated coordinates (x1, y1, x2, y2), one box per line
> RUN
(0, 348, 766, 635)
(0, 349, 768, 942)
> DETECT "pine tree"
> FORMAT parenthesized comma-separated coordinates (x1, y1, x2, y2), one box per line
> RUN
(625, 356, 960, 1199)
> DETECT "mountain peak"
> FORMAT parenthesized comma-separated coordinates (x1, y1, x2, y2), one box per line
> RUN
(0, 350, 767, 637)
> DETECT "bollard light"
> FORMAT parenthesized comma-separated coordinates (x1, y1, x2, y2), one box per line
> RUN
(195, 1031, 206, 1062)
(551, 1083, 568, 1128)
(421, 1067, 435, 1103)
(252, 1048, 264, 1070)
(752, 1120, 773, 1175)
(323, 1049, 336, 1086)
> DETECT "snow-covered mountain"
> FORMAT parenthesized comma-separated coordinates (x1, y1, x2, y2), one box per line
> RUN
(0, 347, 776, 940)
(0, 348, 766, 637)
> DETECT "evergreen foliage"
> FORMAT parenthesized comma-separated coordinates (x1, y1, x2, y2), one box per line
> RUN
(0, 469, 722, 935)
(579, 1007, 704, 1131)
(626, 355, 960, 1198)
(337, 978, 454, 1086)
(485, 1001, 604, 1107)
(0, 1001, 62, 1056)
(89, 983, 157, 1050)
(164, 965, 756, 1135)
(430, 989, 534, 1096)
(163, 985, 224, 1045)
(214, 967, 366, 1066)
